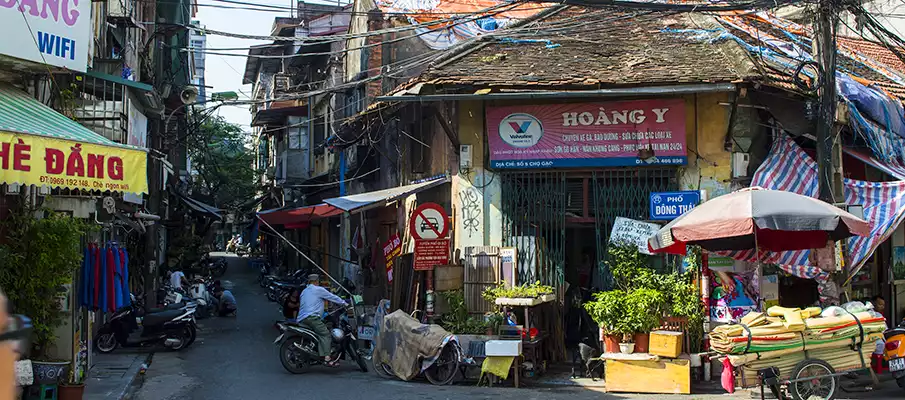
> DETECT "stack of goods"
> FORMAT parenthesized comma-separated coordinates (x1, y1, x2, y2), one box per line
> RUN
(710, 304, 886, 387)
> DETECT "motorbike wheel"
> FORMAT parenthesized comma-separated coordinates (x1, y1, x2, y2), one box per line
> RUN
(347, 341, 368, 373)
(267, 290, 276, 302)
(424, 343, 460, 386)
(897, 376, 905, 389)
(171, 326, 195, 351)
(279, 337, 311, 374)
(95, 330, 118, 353)
(186, 324, 198, 347)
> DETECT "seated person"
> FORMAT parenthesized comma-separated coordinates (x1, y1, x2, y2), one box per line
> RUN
(212, 287, 237, 317)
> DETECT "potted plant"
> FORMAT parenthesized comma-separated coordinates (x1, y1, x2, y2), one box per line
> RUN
(585, 290, 626, 353)
(59, 358, 85, 400)
(0, 206, 88, 382)
(482, 281, 555, 306)
(621, 288, 666, 353)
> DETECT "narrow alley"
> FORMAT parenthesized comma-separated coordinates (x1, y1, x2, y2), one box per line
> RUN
(124, 255, 904, 400)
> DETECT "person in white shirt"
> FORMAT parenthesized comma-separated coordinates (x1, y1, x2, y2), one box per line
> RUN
(169, 270, 187, 290)
(296, 274, 347, 366)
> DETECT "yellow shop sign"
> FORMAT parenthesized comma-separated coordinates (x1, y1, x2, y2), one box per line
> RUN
(0, 131, 148, 194)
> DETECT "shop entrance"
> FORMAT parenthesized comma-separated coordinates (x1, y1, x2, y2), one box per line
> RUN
(500, 168, 678, 291)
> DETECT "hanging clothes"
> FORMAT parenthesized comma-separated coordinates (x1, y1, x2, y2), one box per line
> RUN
(113, 246, 123, 310)
(98, 246, 107, 312)
(106, 246, 116, 313)
(120, 248, 131, 306)
(93, 245, 101, 310)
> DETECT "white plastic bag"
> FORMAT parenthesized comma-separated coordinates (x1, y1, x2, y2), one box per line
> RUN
(15, 360, 33, 387)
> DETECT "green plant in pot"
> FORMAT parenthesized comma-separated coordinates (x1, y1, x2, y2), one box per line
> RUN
(0, 205, 88, 374)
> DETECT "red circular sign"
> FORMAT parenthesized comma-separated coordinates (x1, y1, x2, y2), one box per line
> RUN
(409, 202, 449, 240)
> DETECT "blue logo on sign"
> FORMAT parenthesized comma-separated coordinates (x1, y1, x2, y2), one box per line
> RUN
(650, 191, 701, 220)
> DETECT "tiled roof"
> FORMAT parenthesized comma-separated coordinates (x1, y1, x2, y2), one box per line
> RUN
(421, 7, 756, 89)
(715, 13, 905, 99)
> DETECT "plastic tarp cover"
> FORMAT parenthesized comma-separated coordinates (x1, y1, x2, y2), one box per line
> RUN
(373, 310, 456, 381)
(838, 74, 905, 139)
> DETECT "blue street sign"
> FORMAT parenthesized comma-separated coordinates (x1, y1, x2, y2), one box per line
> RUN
(650, 191, 701, 220)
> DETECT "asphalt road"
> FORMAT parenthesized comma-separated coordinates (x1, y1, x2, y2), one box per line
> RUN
(130, 254, 905, 400)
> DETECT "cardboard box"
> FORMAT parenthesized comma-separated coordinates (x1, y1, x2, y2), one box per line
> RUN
(485, 340, 522, 356)
(649, 330, 683, 358)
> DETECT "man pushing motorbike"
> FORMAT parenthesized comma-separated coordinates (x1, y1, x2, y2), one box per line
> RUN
(296, 274, 347, 367)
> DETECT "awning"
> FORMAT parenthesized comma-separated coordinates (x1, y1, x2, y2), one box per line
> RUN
(324, 176, 448, 212)
(258, 176, 449, 226)
(177, 193, 223, 221)
(843, 147, 905, 180)
(0, 84, 148, 194)
(258, 203, 345, 226)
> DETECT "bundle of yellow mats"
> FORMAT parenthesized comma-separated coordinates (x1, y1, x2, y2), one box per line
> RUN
(710, 306, 887, 356)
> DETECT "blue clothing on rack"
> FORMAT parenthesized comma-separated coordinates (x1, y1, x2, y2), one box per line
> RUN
(99, 247, 108, 312)
(113, 246, 123, 309)
(121, 248, 131, 306)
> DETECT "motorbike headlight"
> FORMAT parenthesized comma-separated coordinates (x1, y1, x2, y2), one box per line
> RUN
(331, 328, 344, 341)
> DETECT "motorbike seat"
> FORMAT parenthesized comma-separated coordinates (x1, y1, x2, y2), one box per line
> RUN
(144, 309, 187, 326)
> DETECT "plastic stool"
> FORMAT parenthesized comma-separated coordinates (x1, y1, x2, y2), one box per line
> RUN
(25, 384, 57, 400)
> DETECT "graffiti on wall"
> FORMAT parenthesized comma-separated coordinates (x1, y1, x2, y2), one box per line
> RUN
(458, 187, 481, 237)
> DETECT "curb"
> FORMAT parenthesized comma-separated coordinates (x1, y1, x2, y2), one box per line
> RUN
(119, 352, 154, 400)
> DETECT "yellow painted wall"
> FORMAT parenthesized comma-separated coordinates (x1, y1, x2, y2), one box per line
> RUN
(680, 92, 733, 199)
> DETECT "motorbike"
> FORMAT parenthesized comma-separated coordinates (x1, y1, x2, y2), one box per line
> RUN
(273, 302, 368, 374)
(268, 281, 305, 303)
(95, 297, 198, 353)
(187, 277, 216, 319)
(235, 244, 251, 257)
(884, 321, 905, 390)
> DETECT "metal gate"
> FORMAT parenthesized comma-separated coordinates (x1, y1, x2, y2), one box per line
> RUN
(500, 171, 567, 287)
(500, 168, 677, 289)
(592, 168, 677, 289)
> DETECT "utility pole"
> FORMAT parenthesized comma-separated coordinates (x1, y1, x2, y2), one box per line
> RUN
(814, 0, 847, 305)
(814, 0, 839, 204)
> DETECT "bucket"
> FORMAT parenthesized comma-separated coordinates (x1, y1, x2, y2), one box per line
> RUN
(619, 343, 635, 354)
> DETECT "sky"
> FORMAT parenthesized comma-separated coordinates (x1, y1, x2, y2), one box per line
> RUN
(194, 0, 293, 131)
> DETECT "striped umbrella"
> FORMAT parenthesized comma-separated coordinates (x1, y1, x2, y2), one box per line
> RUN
(648, 187, 870, 255)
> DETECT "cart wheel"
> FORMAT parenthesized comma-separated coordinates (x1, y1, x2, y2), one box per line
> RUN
(789, 359, 838, 400)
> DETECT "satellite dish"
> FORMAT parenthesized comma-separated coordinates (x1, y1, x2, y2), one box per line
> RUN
(180, 86, 199, 104)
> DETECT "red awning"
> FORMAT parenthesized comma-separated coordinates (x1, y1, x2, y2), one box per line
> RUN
(257, 203, 343, 226)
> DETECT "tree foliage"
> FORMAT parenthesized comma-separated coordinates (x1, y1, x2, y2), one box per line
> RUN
(0, 204, 89, 356)
(186, 115, 259, 210)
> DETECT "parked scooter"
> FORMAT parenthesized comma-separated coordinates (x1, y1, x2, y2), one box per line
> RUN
(273, 300, 368, 374)
(95, 296, 197, 353)
(188, 276, 216, 319)
(884, 321, 905, 390)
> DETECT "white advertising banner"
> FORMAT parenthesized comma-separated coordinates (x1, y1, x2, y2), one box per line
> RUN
(0, 0, 92, 71)
(123, 96, 148, 204)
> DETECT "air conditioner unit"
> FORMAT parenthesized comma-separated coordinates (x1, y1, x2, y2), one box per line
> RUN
(732, 153, 750, 178)
(274, 74, 291, 92)
(3, 183, 20, 195)
(107, 0, 133, 19)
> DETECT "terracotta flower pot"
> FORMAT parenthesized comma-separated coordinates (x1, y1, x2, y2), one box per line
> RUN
(602, 334, 621, 353)
(633, 333, 650, 353)
(59, 384, 85, 400)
